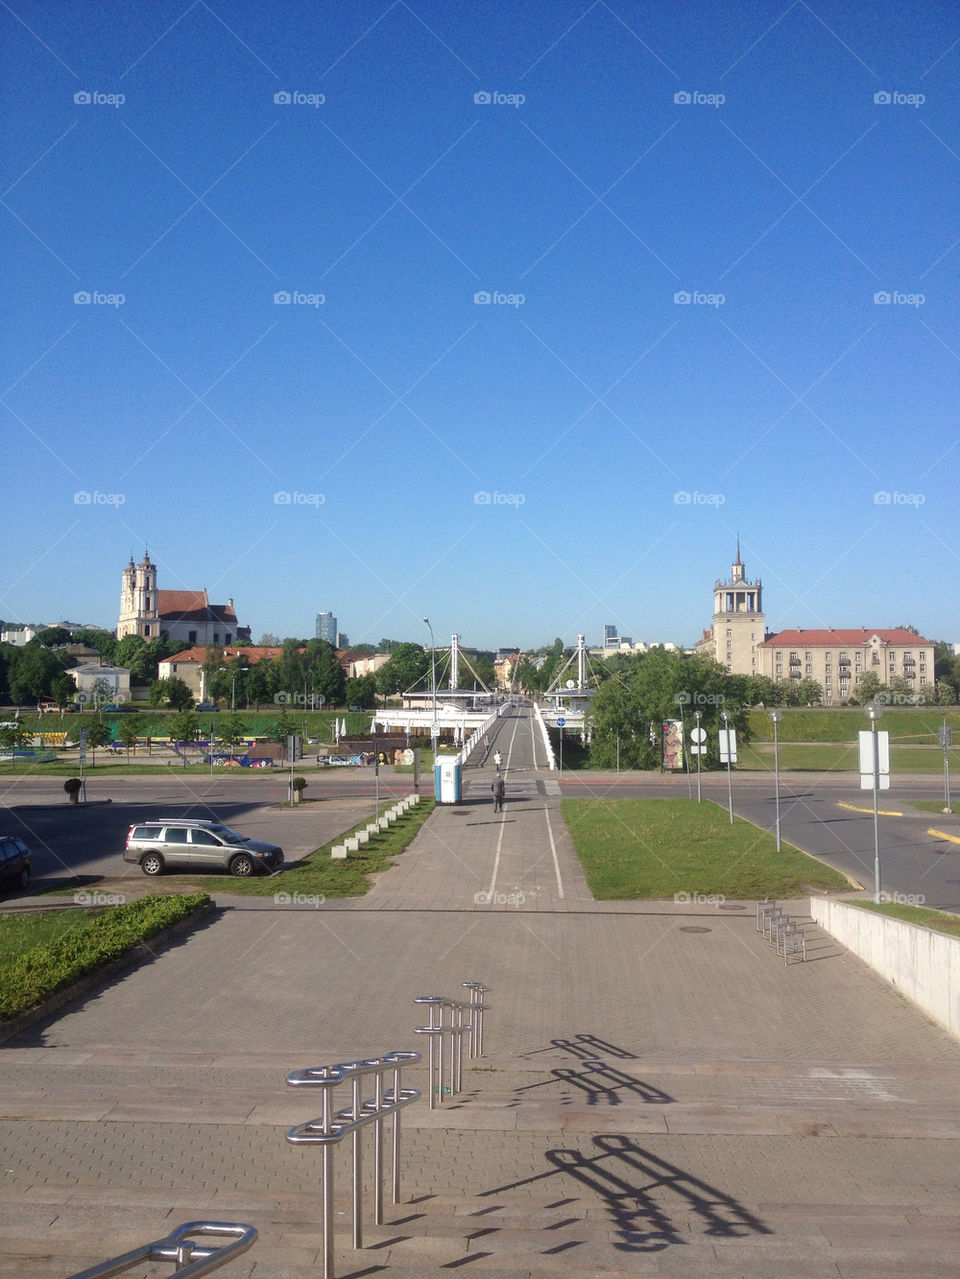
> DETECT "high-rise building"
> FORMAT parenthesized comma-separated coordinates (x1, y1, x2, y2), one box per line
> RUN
(316, 611, 337, 644)
(603, 624, 619, 649)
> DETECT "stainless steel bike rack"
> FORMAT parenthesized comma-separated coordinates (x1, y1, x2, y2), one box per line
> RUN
(67, 1221, 257, 1278)
(414, 980, 487, 1110)
(285, 1050, 421, 1279)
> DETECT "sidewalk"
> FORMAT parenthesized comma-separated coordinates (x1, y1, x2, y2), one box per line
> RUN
(2, 710, 960, 1276)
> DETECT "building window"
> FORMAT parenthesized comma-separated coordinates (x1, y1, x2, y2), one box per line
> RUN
(806, 665, 812, 674)
(776, 664, 782, 674)
(188, 631, 197, 644)
(805, 652, 812, 661)
(727, 628, 732, 637)
(144, 625, 150, 637)
(213, 633, 219, 644)
(225, 633, 232, 645)
(825, 676, 831, 685)
(775, 651, 782, 660)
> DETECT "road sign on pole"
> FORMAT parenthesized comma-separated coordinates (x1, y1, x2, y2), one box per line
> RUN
(719, 728, 737, 763)
(859, 730, 890, 790)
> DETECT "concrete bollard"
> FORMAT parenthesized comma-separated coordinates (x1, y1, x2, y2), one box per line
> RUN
(331, 845, 347, 859)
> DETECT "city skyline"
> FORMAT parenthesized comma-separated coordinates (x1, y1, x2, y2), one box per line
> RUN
(2, 2, 958, 650)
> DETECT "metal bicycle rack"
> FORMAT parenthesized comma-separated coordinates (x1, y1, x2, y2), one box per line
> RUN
(414, 980, 487, 1110)
(67, 1221, 257, 1279)
(285, 1050, 421, 1279)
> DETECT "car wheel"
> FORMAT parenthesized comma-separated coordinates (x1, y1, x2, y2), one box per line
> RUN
(18, 867, 30, 890)
(141, 852, 164, 876)
(229, 853, 255, 878)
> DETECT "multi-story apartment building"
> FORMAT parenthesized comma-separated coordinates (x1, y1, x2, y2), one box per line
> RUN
(757, 629, 934, 704)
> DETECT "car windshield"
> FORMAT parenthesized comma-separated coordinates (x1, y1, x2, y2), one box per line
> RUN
(209, 825, 247, 843)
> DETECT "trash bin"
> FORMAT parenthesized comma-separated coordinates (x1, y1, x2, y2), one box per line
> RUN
(434, 756, 462, 804)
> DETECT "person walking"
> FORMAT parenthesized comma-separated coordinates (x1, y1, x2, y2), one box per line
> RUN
(493, 749, 502, 773)
(492, 774, 505, 812)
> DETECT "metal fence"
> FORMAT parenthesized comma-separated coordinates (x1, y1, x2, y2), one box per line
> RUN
(286, 1050, 421, 1279)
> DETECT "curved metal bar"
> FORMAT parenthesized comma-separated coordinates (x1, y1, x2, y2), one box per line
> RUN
(67, 1221, 257, 1279)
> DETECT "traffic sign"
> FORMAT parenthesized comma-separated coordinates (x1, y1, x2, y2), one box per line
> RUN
(690, 746, 706, 755)
(556, 717, 566, 727)
(859, 730, 890, 790)
(719, 728, 737, 764)
(690, 727, 706, 743)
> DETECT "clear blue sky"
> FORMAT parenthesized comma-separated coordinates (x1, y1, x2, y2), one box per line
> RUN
(2, 1, 958, 651)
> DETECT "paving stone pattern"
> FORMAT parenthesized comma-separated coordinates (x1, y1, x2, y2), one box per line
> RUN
(1, 707, 959, 1276)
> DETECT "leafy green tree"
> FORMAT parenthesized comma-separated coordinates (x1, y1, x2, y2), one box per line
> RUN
(305, 638, 345, 706)
(937, 680, 958, 706)
(85, 721, 113, 765)
(8, 643, 62, 703)
(376, 642, 430, 701)
(169, 710, 200, 744)
(0, 722, 30, 754)
(149, 676, 194, 710)
(272, 710, 296, 742)
(856, 672, 882, 704)
(216, 713, 248, 756)
(201, 645, 226, 703)
(51, 671, 76, 709)
(35, 626, 72, 647)
(246, 661, 276, 709)
(70, 629, 118, 663)
(796, 678, 823, 706)
(344, 674, 377, 709)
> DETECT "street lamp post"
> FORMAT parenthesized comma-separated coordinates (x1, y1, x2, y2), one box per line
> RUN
(769, 708, 782, 851)
(721, 709, 734, 824)
(423, 617, 438, 765)
(694, 710, 702, 804)
(865, 701, 883, 903)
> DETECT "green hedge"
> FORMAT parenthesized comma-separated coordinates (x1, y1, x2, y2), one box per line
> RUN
(0, 893, 209, 1021)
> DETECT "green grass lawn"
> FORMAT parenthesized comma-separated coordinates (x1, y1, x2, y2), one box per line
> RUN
(0, 909, 92, 965)
(907, 799, 957, 815)
(562, 796, 850, 900)
(737, 741, 955, 774)
(748, 707, 960, 744)
(843, 899, 960, 938)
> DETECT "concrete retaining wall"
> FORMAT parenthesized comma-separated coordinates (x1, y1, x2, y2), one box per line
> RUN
(810, 897, 960, 1038)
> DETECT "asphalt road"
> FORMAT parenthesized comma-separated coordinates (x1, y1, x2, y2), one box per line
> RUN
(0, 771, 414, 888)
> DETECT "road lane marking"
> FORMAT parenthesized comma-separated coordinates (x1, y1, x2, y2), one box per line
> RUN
(838, 801, 903, 817)
(543, 807, 564, 899)
(928, 827, 960, 846)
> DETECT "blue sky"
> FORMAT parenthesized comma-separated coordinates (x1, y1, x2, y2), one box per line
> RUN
(2, 0, 959, 651)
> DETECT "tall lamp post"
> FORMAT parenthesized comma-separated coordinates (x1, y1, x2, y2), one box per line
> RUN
(423, 617, 438, 765)
(769, 708, 782, 851)
(865, 701, 883, 903)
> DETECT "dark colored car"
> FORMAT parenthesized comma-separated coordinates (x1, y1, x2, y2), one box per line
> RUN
(195, 703, 218, 713)
(123, 819, 283, 878)
(0, 835, 32, 891)
(102, 704, 138, 713)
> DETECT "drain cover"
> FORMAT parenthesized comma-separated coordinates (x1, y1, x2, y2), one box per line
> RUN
(449, 808, 469, 815)
(718, 903, 747, 911)
(679, 925, 712, 933)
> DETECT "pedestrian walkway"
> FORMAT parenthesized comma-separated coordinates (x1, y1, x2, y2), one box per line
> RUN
(2, 706, 960, 1276)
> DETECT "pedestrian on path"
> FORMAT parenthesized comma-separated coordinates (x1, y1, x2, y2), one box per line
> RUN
(492, 775, 505, 811)
(494, 749, 502, 773)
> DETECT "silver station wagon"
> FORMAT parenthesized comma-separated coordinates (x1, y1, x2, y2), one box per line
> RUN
(124, 818, 284, 878)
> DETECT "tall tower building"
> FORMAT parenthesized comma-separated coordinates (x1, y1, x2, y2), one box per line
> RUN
(316, 611, 337, 644)
(118, 552, 159, 638)
(703, 541, 766, 675)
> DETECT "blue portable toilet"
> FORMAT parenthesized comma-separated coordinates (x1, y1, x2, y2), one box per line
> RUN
(434, 755, 462, 803)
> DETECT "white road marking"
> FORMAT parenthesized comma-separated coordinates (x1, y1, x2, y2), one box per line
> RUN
(543, 806, 565, 900)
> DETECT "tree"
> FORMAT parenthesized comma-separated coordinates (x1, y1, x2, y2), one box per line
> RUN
(796, 678, 823, 706)
(51, 671, 76, 709)
(35, 626, 72, 647)
(84, 721, 113, 766)
(272, 710, 296, 742)
(259, 633, 281, 647)
(855, 672, 883, 705)
(305, 638, 346, 707)
(344, 674, 377, 709)
(246, 661, 276, 709)
(201, 645, 226, 704)
(216, 713, 248, 757)
(118, 723, 139, 757)
(90, 676, 114, 709)
(376, 642, 430, 701)
(937, 680, 958, 706)
(168, 710, 200, 750)
(149, 676, 194, 710)
(9, 642, 62, 703)
(70, 628, 118, 663)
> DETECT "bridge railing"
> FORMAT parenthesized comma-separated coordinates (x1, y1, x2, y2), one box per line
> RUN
(532, 702, 557, 771)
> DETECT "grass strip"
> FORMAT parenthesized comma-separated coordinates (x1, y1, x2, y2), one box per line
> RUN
(562, 796, 849, 900)
(842, 899, 960, 938)
(0, 893, 209, 1021)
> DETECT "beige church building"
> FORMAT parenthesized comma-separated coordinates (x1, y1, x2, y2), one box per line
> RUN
(117, 552, 250, 647)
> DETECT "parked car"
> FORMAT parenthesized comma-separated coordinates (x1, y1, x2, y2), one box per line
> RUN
(195, 703, 218, 712)
(0, 835, 32, 891)
(102, 703, 138, 713)
(123, 819, 283, 878)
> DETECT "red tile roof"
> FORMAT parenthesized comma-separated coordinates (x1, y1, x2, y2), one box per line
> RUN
(157, 590, 237, 623)
(161, 645, 285, 665)
(761, 628, 931, 647)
